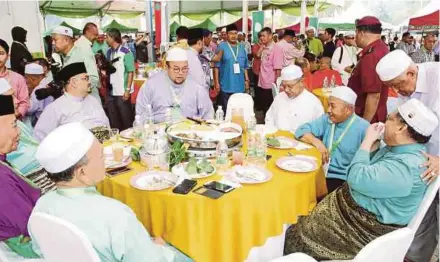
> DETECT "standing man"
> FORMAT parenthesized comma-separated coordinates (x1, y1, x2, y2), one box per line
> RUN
(388, 36, 398, 51)
(212, 24, 249, 112)
(276, 29, 305, 68)
(410, 33, 436, 63)
(175, 26, 189, 49)
(92, 31, 109, 55)
(105, 28, 135, 131)
(135, 32, 151, 64)
(75, 23, 98, 53)
(331, 33, 358, 85)
(396, 32, 415, 55)
(186, 28, 206, 90)
(238, 32, 251, 57)
(305, 26, 323, 57)
(52, 26, 100, 101)
(255, 27, 283, 115)
(211, 33, 219, 52)
(376, 50, 439, 262)
(10, 26, 33, 76)
(348, 16, 389, 123)
(322, 28, 337, 58)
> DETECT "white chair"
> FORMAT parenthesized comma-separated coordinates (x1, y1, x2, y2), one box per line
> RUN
(225, 93, 254, 122)
(0, 242, 45, 262)
(28, 212, 100, 262)
(271, 77, 282, 98)
(270, 227, 414, 262)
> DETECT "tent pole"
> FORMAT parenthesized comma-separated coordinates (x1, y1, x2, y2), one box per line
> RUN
(145, 0, 154, 62)
(258, 0, 263, 11)
(178, 0, 182, 25)
(242, 0, 248, 34)
(271, 5, 274, 29)
(300, 0, 306, 34)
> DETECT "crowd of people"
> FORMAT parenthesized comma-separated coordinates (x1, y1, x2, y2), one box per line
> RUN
(0, 14, 439, 262)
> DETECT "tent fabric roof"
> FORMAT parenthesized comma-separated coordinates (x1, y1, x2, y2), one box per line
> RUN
(409, 10, 440, 31)
(102, 20, 138, 33)
(216, 18, 252, 32)
(276, 17, 310, 33)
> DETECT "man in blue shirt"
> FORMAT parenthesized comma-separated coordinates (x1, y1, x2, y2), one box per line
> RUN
(295, 86, 369, 193)
(212, 24, 249, 112)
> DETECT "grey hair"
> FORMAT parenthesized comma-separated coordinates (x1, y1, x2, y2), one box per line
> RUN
(46, 155, 89, 183)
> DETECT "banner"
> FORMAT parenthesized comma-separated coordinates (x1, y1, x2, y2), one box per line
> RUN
(252, 11, 264, 44)
(154, 2, 161, 48)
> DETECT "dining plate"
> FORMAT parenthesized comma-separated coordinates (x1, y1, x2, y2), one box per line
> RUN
(256, 124, 278, 136)
(267, 137, 298, 149)
(227, 166, 272, 184)
(171, 161, 216, 179)
(130, 171, 179, 191)
(104, 145, 132, 169)
(276, 156, 319, 173)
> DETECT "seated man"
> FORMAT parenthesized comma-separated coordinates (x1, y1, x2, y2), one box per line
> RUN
(0, 85, 41, 259)
(311, 57, 342, 89)
(295, 86, 369, 193)
(294, 58, 313, 91)
(33, 122, 192, 262)
(136, 47, 214, 123)
(33, 62, 109, 141)
(265, 65, 324, 133)
(284, 98, 438, 261)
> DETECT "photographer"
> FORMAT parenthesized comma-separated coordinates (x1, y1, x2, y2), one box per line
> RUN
(33, 62, 109, 142)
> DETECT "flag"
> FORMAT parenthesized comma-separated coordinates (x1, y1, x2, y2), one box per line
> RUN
(252, 11, 264, 44)
(154, 2, 161, 48)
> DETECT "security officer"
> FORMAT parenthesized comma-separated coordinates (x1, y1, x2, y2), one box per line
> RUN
(348, 16, 389, 123)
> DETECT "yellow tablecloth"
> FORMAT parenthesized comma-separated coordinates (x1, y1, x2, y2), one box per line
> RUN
(97, 131, 326, 262)
(312, 88, 330, 111)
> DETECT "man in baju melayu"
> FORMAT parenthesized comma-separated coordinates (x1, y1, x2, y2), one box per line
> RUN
(33, 62, 109, 142)
(33, 122, 192, 262)
(295, 86, 370, 193)
(284, 98, 438, 261)
(136, 47, 214, 123)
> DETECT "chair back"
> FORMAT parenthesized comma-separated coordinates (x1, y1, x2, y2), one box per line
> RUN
(353, 227, 414, 262)
(28, 212, 101, 262)
(271, 78, 282, 98)
(407, 177, 440, 232)
(269, 252, 317, 262)
(225, 93, 254, 122)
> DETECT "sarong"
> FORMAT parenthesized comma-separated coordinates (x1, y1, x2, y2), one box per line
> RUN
(284, 184, 402, 260)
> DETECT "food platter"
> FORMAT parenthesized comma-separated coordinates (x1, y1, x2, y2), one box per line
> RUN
(276, 155, 319, 173)
(171, 158, 216, 179)
(267, 137, 298, 149)
(130, 171, 179, 191)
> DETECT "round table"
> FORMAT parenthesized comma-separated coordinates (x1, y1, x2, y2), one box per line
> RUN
(131, 79, 147, 105)
(97, 131, 326, 262)
(312, 88, 330, 111)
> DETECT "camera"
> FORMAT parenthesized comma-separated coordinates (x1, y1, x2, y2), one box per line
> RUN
(35, 58, 64, 100)
(95, 51, 119, 75)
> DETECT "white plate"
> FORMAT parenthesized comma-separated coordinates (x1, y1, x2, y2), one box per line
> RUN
(227, 166, 272, 184)
(256, 124, 278, 136)
(130, 171, 178, 191)
(171, 161, 216, 179)
(104, 145, 132, 169)
(120, 128, 134, 140)
(267, 137, 298, 149)
(276, 156, 318, 173)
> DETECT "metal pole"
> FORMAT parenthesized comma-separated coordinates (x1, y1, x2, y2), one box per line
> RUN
(258, 0, 263, 11)
(242, 0, 248, 34)
(300, 0, 306, 34)
(145, 0, 154, 62)
(314, 0, 319, 17)
(271, 5, 274, 30)
(178, 0, 182, 25)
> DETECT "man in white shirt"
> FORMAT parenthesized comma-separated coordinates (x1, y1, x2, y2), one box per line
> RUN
(331, 34, 358, 85)
(265, 65, 324, 133)
(186, 28, 206, 89)
(376, 50, 439, 262)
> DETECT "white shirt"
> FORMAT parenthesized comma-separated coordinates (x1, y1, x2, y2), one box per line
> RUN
(331, 45, 358, 85)
(398, 62, 439, 156)
(265, 90, 324, 133)
(186, 47, 205, 88)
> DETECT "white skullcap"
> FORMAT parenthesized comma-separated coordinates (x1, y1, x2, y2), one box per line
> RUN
(36, 122, 95, 173)
(280, 65, 303, 81)
(221, 27, 226, 32)
(0, 78, 12, 95)
(166, 47, 188, 62)
(330, 86, 357, 105)
(306, 26, 316, 32)
(398, 98, 439, 137)
(238, 32, 244, 35)
(345, 32, 355, 37)
(25, 63, 44, 75)
(52, 26, 73, 38)
(376, 50, 412, 81)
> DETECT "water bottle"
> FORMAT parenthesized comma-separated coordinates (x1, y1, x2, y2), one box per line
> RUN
(247, 112, 257, 132)
(215, 106, 224, 122)
(145, 104, 154, 124)
(246, 131, 257, 165)
(215, 139, 229, 173)
(133, 115, 144, 142)
(254, 127, 267, 167)
(330, 75, 336, 88)
(323, 77, 329, 89)
(164, 108, 172, 125)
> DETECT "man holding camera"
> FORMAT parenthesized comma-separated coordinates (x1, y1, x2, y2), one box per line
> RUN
(33, 62, 109, 142)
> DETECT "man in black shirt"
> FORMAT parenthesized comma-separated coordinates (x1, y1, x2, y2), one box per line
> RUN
(322, 28, 336, 58)
(389, 36, 398, 51)
(10, 26, 33, 76)
(135, 32, 151, 63)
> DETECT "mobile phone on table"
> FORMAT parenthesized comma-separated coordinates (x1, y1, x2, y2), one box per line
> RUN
(173, 179, 197, 195)
(106, 167, 132, 177)
(204, 181, 234, 193)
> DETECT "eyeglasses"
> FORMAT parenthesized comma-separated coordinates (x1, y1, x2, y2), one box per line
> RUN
(171, 67, 189, 74)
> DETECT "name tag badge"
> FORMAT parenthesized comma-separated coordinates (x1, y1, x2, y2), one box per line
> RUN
(233, 63, 240, 74)
(323, 158, 331, 177)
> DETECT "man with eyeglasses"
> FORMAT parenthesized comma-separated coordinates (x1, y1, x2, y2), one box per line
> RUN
(136, 48, 214, 123)
(331, 33, 358, 85)
(410, 33, 436, 63)
(33, 62, 109, 142)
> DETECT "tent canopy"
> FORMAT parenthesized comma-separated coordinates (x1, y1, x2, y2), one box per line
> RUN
(44, 21, 81, 36)
(276, 17, 310, 33)
(409, 10, 439, 31)
(102, 20, 138, 33)
(216, 18, 252, 32)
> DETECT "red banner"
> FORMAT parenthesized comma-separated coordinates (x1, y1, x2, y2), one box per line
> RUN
(154, 2, 161, 48)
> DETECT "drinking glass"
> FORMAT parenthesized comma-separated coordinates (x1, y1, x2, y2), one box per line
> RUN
(109, 128, 119, 142)
(231, 108, 246, 130)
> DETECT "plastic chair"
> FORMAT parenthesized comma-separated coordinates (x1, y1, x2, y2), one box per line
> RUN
(0, 242, 45, 262)
(225, 93, 254, 122)
(271, 78, 282, 98)
(28, 212, 100, 262)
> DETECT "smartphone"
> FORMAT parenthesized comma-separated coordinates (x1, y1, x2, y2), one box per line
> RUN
(204, 181, 234, 193)
(106, 167, 132, 177)
(173, 179, 197, 195)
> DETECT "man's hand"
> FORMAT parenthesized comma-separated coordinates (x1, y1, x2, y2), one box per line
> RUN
(122, 91, 131, 101)
(152, 236, 166, 246)
(420, 152, 439, 185)
(214, 82, 220, 92)
(245, 80, 249, 91)
(314, 140, 329, 164)
(364, 123, 384, 145)
(344, 66, 353, 74)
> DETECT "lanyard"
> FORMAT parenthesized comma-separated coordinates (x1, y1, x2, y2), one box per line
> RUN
(0, 161, 38, 189)
(422, 49, 434, 62)
(327, 115, 356, 154)
(227, 42, 239, 62)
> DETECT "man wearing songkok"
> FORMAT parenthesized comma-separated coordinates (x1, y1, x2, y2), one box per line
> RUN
(311, 57, 343, 90)
(376, 49, 440, 262)
(0, 39, 29, 120)
(284, 98, 438, 261)
(265, 65, 324, 133)
(23, 63, 53, 128)
(276, 29, 305, 68)
(136, 48, 214, 123)
(32, 122, 192, 262)
(186, 28, 207, 89)
(331, 33, 358, 85)
(33, 62, 109, 142)
(52, 26, 100, 100)
(305, 26, 323, 57)
(295, 86, 369, 193)
(410, 33, 436, 63)
(0, 89, 41, 259)
(348, 16, 389, 124)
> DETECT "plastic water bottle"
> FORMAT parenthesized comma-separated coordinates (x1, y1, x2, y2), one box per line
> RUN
(215, 139, 229, 173)
(145, 104, 154, 124)
(330, 75, 336, 88)
(133, 115, 144, 142)
(254, 127, 267, 167)
(246, 112, 257, 131)
(246, 131, 257, 165)
(215, 106, 224, 122)
(164, 108, 172, 125)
